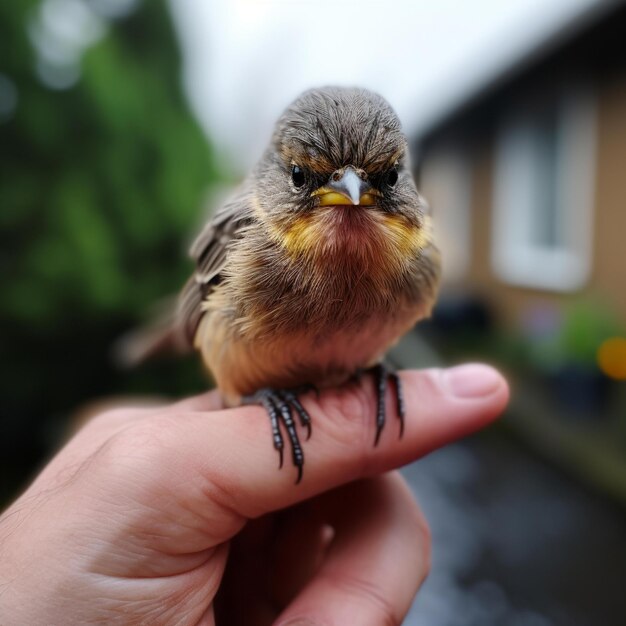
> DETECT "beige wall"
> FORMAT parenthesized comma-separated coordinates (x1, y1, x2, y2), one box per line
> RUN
(455, 77, 626, 328)
(591, 75, 626, 317)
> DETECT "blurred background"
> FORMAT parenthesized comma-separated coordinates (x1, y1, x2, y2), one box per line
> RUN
(1, 0, 626, 624)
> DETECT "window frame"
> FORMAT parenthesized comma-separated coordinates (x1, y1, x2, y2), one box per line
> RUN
(420, 144, 472, 285)
(491, 87, 596, 292)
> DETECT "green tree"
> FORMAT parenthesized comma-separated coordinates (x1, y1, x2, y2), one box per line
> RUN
(0, 0, 218, 498)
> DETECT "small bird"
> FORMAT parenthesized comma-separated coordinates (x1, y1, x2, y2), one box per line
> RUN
(167, 87, 440, 482)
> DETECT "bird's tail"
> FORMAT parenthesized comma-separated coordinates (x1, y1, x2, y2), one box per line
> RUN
(111, 296, 190, 368)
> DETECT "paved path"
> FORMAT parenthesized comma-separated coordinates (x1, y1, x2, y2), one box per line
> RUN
(401, 431, 626, 626)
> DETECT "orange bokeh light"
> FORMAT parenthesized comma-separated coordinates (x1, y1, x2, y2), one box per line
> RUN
(597, 337, 626, 380)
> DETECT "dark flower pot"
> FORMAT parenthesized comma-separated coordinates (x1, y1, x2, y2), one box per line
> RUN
(548, 365, 611, 417)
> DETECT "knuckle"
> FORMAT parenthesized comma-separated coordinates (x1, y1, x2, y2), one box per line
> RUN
(324, 571, 402, 626)
(93, 417, 175, 479)
(109, 423, 162, 458)
(314, 381, 373, 444)
(82, 407, 129, 431)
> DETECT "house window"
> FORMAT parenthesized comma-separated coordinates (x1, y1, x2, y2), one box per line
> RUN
(491, 88, 596, 291)
(420, 146, 471, 284)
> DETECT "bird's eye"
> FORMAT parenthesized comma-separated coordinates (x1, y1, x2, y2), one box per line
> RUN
(385, 167, 399, 187)
(291, 165, 306, 188)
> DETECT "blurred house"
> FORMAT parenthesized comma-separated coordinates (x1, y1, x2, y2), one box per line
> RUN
(412, 1, 626, 502)
(415, 0, 626, 328)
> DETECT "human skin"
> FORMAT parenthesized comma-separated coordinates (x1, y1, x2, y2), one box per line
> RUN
(0, 364, 508, 625)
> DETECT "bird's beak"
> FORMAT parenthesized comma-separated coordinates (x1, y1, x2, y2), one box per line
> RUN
(312, 168, 379, 206)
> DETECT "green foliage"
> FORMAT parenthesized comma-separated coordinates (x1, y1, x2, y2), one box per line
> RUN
(0, 0, 220, 487)
(527, 299, 623, 373)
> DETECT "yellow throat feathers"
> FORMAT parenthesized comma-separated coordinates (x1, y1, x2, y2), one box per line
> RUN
(274, 209, 430, 264)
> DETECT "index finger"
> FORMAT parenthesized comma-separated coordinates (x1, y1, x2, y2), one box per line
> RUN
(154, 364, 508, 519)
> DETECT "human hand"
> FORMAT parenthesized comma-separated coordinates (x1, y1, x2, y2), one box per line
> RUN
(0, 365, 508, 625)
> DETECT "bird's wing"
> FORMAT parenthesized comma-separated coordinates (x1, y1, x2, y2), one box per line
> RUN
(176, 185, 255, 347)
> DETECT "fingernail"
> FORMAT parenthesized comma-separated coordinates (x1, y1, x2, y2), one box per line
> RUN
(445, 364, 502, 398)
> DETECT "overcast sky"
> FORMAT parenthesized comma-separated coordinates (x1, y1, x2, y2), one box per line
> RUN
(168, 0, 603, 172)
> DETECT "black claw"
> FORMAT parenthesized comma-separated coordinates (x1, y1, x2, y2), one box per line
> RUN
(373, 364, 386, 446)
(258, 393, 284, 460)
(247, 364, 404, 482)
(370, 363, 406, 445)
(279, 390, 313, 440)
(277, 402, 301, 465)
(296, 464, 303, 485)
(247, 387, 312, 484)
(389, 371, 406, 438)
(374, 424, 383, 447)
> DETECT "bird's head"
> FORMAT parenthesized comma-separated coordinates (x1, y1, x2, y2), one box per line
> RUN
(254, 87, 430, 261)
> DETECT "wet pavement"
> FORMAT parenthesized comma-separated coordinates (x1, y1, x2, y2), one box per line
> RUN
(401, 431, 626, 626)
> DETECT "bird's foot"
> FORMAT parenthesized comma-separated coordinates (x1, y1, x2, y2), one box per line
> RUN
(369, 363, 406, 446)
(244, 387, 314, 484)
